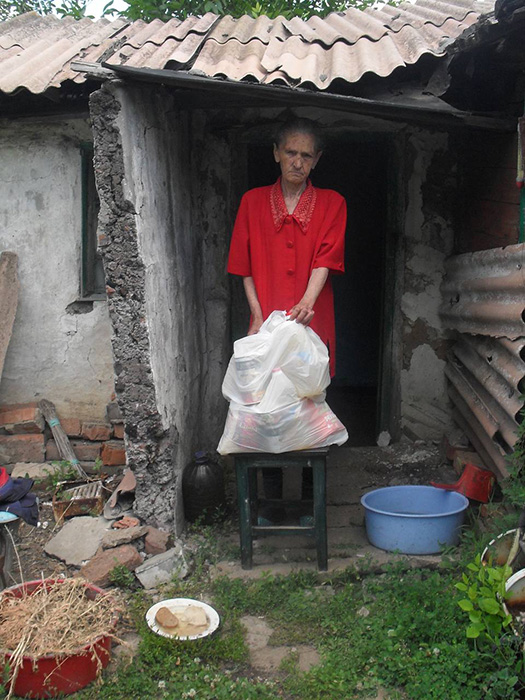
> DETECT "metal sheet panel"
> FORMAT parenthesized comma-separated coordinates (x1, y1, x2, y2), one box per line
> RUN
(440, 244, 525, 478)
(452, 408, 509, 476)
(440, 243, 525, 339)
(0, 0, 495, 94)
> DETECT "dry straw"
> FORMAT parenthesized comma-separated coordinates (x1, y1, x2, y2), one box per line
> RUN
(0, 577, 120, 698)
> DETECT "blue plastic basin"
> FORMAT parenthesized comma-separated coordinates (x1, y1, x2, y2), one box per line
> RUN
(361, 485, 469, 555)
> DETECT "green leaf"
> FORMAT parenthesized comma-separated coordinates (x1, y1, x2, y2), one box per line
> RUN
(466, 623, 483, 638)
(458, 599, 474, 611)
(479, 598, 502, 615)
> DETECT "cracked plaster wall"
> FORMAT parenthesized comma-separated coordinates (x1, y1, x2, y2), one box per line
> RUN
(0, 117, 115, 419)
(90, 83, 232, 533)
(400, 129, 456, 440)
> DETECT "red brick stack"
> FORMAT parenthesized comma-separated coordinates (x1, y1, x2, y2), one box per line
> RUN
(0, 401, 126, 469)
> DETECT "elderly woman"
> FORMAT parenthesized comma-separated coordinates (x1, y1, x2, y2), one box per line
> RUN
(227, 117, 346, 377)
(227, 117, 347, 521)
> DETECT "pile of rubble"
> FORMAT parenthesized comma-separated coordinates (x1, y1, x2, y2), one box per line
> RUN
(0, 401, 189, 593)
(43, 496, 187, 590)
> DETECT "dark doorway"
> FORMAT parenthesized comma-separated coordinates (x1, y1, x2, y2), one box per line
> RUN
(244, 136, 388, 447)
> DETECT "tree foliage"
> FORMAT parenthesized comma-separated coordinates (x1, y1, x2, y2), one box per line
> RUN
(1, 0, 382, 23)
(121, 0, 378, 22)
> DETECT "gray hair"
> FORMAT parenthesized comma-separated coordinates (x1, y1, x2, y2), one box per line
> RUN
(274, 117, 325, 152)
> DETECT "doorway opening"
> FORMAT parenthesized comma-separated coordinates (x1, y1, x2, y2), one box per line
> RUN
(244, 136, 389, 447)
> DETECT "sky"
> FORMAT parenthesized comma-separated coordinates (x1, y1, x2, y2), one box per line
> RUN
(85, 0, 128, 18)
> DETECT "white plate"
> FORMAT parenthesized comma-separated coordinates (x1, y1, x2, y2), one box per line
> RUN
(146, 598, 220, 640)
(0, 511, 18, 523)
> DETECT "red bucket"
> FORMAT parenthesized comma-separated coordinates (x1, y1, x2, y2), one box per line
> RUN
(1, 579, 118, 699)
(431, 463, 495, 503)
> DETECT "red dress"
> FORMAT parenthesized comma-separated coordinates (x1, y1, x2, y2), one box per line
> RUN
(227, 178, 346, 376)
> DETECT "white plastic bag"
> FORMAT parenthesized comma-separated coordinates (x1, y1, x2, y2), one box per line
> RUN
(221, 311, 330, 404)
(218, 312, 348, 454)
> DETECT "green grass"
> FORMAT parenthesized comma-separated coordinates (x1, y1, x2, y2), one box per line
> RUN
(66, 559, 523, 700)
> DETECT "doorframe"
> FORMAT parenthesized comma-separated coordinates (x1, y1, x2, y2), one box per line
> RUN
(376, 134, 404, 441)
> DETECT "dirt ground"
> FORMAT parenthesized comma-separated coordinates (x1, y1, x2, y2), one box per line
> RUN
(10, 502, 77, 584)
(3, 442, 462, 588)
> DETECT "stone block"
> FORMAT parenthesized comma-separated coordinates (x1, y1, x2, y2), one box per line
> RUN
(10, 462, 63, 480)
(0, 434, 45, 463)
(102, 525, 147, 549)
(61, 418, 82, 437)
(106, 402, 123, 422)
(144, 526, 170, 556)
(135, 545, 188, 589)
(0, 403, 44, 434)
(44, 516, 110, 566)
(46, 439, 101, 462)
(101, 440, 126, 466)
(81, 422, 113, 442)
(80, 544, 142, 588)
(113, 423, 124, 440)
(453, 450, 485, 475)
(441, 430, 469, 462)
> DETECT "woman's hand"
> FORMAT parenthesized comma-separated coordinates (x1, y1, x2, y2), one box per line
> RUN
(248, 317, 263, 335)
(288, 303, 315, 326)
(289, 267, 329, 325)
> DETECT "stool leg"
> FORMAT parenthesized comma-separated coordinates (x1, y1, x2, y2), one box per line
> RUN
(235, 459, 253, 569)
(248, 467, 258, 524)
(312, 457, 328, 571)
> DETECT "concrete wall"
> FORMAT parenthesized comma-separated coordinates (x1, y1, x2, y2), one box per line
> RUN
(400, 129, 456, 441)
(0, 117, 115, 420)
(90, 83, 232, 533)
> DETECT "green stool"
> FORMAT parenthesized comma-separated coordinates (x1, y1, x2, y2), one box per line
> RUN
(234, 448, 329, 571)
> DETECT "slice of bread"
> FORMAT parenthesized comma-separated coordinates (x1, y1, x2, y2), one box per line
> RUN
(181, 605, 208, 627)
(155, 606, 180, 629)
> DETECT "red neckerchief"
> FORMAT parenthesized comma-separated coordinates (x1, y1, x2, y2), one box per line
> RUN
(270, 178, 317, 233)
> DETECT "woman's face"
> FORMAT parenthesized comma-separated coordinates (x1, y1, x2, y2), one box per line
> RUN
(273, 132, 321, 189)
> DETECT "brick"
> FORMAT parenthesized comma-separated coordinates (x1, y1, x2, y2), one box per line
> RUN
(453, 450, 485, 475)
(0, 434, 45, 463)
(79, 544, 142, 588)
(81, 422, 113, 442)
(113, 423, 124, 440)
(144, 526, 170, 556)
(0, 403, 44, 435)
(61, 418, 82, 438)
(46, 439, 101, 462)
(0, 401, 38, 414)
(101, 440, 126, 466)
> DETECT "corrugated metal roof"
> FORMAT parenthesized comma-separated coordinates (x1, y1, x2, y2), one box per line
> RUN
(0, 0, 494, 94)
(440, 243, 525, 478)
